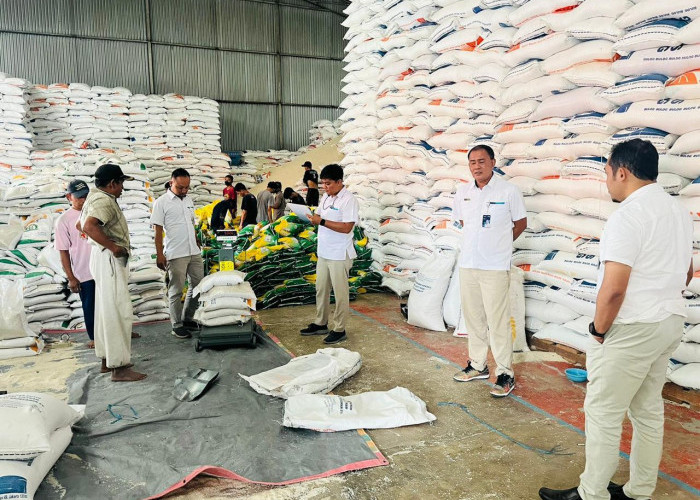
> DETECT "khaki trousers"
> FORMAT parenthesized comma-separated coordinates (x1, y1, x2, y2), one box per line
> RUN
(459, 268, 513, 377)
(167, 254, 204, 328)
(90, 246, 132, 369)
(578, 315, 683, 500)
(314, 256, 353, 332)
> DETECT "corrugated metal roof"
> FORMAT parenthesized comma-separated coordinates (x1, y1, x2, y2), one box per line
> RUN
(281, 57, 343, 106)
(282, 105, 340, 150)
(217, 1, 278, 52)
(280, 6, 345, 59)
(152, 45, 222, 99)
(220, 102, 279, 151)
(75, 39, 150, 92)
(151, 0, 218, 47)
(220, 52, 278, 102)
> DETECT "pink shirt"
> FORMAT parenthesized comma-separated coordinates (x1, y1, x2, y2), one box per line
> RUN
(54, 208, 93, 283)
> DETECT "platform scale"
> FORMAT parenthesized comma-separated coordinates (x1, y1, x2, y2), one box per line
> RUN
(194, 229, 262, 352)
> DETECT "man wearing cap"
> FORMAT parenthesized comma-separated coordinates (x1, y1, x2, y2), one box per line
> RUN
(302, 161, 320, 207)
(79, 163, 146, 382)
(151, 168, 204, 340)
(55, 180, 95, 348)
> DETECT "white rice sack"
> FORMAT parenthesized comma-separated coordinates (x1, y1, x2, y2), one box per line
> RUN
(562, 157, 607, 178)
(508, 0, 582, 27)
(615, 0, 700, 31)
(613, 44, 700, 79)
(569, 279, 599, 301)
(521, 264, 575, 289)
(673, 18, 700, 45)
(533, 322, 599, 353)
(504, 32, 579, 68)
(199, 281, 256, 302)
(0, 278, 34, 341)
(192, 271, 246, 296)
(681, 177, 700, 197)
(666, 70, 700, 100)
(669, 130, 700, 154)
(667, 363, 700, 389)
(607, 127, 678, 154)
(407, 250, 456, 332)
(671, 341, 700, 364)
(502, 159, 564, 179)
(513, 250, 548, 267)
(508, 176, 539, 196)
(678, 196, 700, 221)
(502, 60, 545, 88)
(566, 16, 627, 42)
(685, 296, 700, 323)
(283, 387, 436, 432)
(599, 74, 669, 106)
(542, 40, 617, 75)
(542, 286, 597, 317)
(240, 348, 362, 399)
(501, 76, 575, 107)
(525, 298, 580, 324)
(531, 88, 615, 121)
(605, 98, 700, 135)
(535, 176, 610, 200)
(442, 263, 461, 328)
(494, 100, 540, 126)
(536, 250, 599, 280)
(0, 425, 73, 500)
(515, 230, 580, 253)
(614, 20, 690, 56)
(493, 119, 565, 144)
(0, 393, 82, 460)
(543, 0, 633, 32)
(571, 198, 618, 220)
(562, 61, 623, 88)
(685, 324, 700, 342)
(524, 194, 577, 214)
(659, 173, 691, 195)
(529, 135, 609, 160)
(0, 216, 24, 251)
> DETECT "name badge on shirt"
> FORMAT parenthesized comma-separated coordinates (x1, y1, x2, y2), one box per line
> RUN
(482, 215, 491, 228)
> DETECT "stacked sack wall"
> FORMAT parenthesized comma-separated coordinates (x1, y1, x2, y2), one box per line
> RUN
(339, 0, 700, 389)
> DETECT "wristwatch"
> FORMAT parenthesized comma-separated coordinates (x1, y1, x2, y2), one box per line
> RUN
(588, 321, 606, 338)
(320, 218, 326, 226)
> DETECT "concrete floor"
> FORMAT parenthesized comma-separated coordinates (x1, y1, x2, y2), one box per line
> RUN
(169, 293, 700, 500)
(2, 292, 698, 499)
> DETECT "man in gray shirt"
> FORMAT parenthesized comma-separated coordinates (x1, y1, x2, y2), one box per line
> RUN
(257, 182, 275, 224)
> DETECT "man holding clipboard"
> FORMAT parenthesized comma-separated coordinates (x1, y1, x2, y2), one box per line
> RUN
(299, 164, 359, 344)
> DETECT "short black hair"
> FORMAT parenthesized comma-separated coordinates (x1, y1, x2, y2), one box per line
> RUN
(171, 168, 190, 179)
(267, 181, 276, 189)
(320, 164, 343, 181)
(283, 187, 294, 198)
(608, 139, 658, 181)
(225, 174, 233, 181)
(468, 145, 495, 160)
(234, 182, 247, 192)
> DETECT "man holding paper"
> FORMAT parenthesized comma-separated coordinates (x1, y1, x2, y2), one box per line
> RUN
(301, 164, 359, 345)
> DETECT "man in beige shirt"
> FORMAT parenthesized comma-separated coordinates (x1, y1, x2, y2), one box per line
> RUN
(79, 163, 146, 382)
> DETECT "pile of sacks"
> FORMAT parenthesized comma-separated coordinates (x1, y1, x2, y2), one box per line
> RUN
(0, 393, 84, 499)
(339, 0, 700, 389)
(0, 75, 32, 173)
(192, 270, 257, 327)
(240, 347, 436, 432)
(0, 278, 45, 360)
(306, 119, 343, 149)
(229, 214, 382, 309)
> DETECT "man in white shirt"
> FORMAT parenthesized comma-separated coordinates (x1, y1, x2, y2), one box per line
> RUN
(302, 164, 359, 344)
(539, 140, 693, 500)
(151, 168, 204, 340)
(452, 145, 527, 398)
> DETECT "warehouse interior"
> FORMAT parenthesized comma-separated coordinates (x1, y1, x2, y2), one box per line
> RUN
(1, 0, 699, 499)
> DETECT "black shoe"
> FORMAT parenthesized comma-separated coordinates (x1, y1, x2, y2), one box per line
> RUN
(323, 331, 347, 344)
(539, 486, 582, 500)
(300, 323, 329, 336)
(490, 373, 516, 397)
(608, 482, 633, 500)
(183, 320, 200, 331)
(171, 326, 192, 339)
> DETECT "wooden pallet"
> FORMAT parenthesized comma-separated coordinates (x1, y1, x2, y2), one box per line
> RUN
(528, 338, 700, 411)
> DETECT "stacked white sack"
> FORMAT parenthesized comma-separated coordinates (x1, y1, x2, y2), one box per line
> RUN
(306, 119, 343, 149)
(193, 271, 257, 327)
(26, 83, 71, 150)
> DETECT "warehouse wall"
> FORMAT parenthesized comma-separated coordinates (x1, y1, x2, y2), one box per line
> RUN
(0, 0, 346, 151)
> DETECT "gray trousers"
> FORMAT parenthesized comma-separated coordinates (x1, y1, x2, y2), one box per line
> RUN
(167, 254, 204, 328)
(314, 256, 353, 332)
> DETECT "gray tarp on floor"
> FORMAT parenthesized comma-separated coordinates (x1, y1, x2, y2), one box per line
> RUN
(38, 321, 385, 499)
